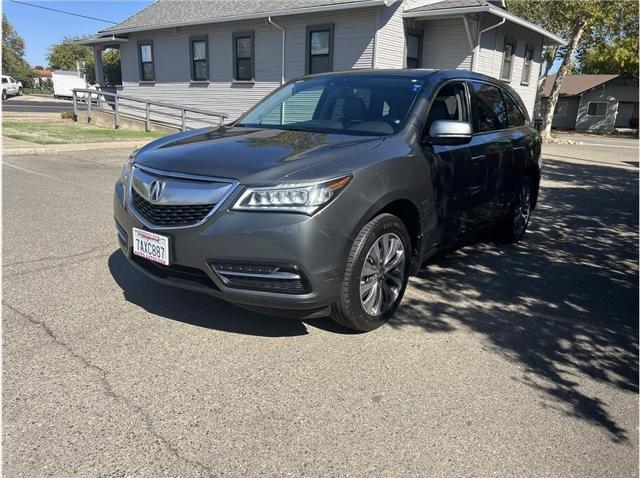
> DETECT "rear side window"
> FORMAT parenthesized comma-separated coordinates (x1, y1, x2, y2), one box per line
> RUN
(2, 78, 7, 84)
(469, 81, 507, 132)
(503, 92, 526, 127)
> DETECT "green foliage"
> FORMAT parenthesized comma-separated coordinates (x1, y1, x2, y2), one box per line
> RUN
(577, 37, 639, 75)
(47, 37, 122, 87)
(47, 37, 92, 71)
(83, 48, 122, 87)
(2, 14, 33, 87)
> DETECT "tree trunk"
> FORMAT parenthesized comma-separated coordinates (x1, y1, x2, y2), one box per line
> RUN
(535, 47, 558, 123)
(540, 21, 587, 141)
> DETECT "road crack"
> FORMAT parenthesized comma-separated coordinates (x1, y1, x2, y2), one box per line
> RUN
(5, 241, 115, 267)
(4, 302, 215, 477)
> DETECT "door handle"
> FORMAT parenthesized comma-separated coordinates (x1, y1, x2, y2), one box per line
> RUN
(513, 146, 525, 151)
(471, 155, 486, 160)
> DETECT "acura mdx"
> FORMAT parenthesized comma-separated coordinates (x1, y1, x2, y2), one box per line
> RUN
(114, 69, 541, 331)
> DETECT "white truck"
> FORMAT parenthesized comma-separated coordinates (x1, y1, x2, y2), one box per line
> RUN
(52, 70, 89, 98)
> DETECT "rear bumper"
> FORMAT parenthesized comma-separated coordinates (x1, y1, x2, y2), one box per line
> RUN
(114, 181, 349, 315)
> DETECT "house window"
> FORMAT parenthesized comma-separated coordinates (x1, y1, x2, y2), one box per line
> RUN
(233, 32, 254, 81)
(190, 36, 209, 81)
(138, 41, 154, 82)
(306, 24, 334, 74)
(521, 46, 533, 86)
(587, 101, 607, 116)
(406, 33, 422, 69)
(554, 101, 568, 117)
(500, 37, 516, 81)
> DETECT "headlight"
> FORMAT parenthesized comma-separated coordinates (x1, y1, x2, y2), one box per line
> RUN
(232, 175, 352, 215)
(120, 149, 138, 184)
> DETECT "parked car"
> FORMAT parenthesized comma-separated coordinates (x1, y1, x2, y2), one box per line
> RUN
(114, 69, 541, 332)
(2, 75, 23, 100)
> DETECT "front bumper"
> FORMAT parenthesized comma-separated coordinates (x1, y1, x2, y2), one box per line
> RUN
(114, 181, 349, 315)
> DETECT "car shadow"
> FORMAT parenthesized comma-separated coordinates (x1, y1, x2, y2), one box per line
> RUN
(392, 159, 638, 442)
(108, 250, 356, 337)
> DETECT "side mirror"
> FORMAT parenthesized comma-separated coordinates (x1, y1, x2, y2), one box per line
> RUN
(427, 120, 473, 146)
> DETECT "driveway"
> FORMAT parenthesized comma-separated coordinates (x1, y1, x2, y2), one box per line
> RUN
(3, 139, 638, 476)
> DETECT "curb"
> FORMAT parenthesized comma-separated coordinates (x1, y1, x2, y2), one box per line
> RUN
(3, 140, 149, 156)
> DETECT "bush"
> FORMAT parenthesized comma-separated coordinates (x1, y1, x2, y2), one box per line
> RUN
(60, 111, 75, 120)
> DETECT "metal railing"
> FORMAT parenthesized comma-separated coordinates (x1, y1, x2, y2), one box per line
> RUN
(72, 88, 228, 131)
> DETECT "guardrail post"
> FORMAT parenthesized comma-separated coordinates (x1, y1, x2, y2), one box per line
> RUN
(72, 90, 78, 122)
(145, 103, 150, 132)
(181, 109, 186, 131)
(114, 95, 120, 129)
(87, 92, 92, 123)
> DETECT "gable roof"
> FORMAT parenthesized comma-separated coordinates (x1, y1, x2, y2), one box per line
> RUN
(100, 0, 395, 34)
(541, 74, 620, 97)
(404, 0, 489, 12)
(404, 0, 566, 45)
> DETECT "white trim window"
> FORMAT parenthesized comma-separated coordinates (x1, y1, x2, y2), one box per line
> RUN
(587, 101, 607, 116)
(521, 46, 534, 86)
(500, 37, 516, 81)
(554, 101, 568, 117)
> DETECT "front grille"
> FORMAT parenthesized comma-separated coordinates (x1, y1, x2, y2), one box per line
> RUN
(132, 255, 217, 290)
(132, 189, 214, 227)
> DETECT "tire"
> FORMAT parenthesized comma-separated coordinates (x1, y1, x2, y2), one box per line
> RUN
(17, 87, 23, 96)
(496, 176, 533, 243)
(2, 90, 6, 101)
(331, 213, 411, 332)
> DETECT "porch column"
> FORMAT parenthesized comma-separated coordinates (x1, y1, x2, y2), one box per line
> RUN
(93, 46, 104, 86)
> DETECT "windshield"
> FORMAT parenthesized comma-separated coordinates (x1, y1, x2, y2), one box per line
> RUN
(236, 75, 425, 136)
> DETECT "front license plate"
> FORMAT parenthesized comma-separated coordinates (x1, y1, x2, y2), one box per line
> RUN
(132, 228, 170, 266)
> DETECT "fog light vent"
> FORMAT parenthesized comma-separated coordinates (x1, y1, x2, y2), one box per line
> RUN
(210, 262, 310, 294)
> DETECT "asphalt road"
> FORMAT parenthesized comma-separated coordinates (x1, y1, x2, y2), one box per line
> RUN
(3, 139, 638, 476)
(2, 99, 74, 112)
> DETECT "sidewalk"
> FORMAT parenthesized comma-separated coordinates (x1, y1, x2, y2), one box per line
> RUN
(2, 137, 151, 156)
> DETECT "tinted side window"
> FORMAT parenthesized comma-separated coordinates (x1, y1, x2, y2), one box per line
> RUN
(503, 92, 526, 127)
(469, 81, 507, 132)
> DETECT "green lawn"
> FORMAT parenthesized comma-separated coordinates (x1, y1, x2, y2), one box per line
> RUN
(2, 120, 163, 144)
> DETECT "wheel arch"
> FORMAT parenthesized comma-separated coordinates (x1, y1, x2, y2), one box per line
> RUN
(349, 194, 423, 275)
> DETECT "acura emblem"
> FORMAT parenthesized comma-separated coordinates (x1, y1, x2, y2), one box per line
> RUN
(149, 180, 164, 202)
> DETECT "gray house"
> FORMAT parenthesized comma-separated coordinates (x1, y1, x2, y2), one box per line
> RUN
(80, 0, 564, 124)
(546, 74, 639, 133)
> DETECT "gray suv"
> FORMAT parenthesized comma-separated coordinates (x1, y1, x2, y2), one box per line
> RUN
(114, 69, 541, 331)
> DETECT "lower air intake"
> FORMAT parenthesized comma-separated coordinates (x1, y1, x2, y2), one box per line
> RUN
(210, 262, 310, 295)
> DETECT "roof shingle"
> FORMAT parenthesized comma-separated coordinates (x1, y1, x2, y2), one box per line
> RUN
(541, 74, 620, 97)
(404, 0, 489, 14)
(100, 0, 385, 34)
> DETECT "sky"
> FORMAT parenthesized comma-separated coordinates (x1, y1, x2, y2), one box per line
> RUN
(2, 0, 153, 67)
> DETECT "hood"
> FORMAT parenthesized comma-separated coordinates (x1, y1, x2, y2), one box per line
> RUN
(134, 126, 384, 183)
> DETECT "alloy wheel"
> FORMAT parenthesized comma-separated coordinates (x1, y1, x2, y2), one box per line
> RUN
(359, 233, 406, 316)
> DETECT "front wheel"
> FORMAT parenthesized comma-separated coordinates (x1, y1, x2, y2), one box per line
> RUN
(331, 213, 411, 332)
(496, 177, 533, 243)
(17, 87, 23, 96)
